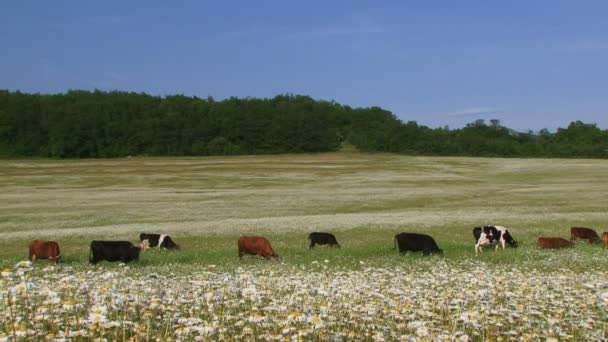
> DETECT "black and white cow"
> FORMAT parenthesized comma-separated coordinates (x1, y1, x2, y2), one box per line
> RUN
(308, 232, 340, 249)
(139, 233, 180, 250)
(89, 241, 141, 264)
(473, 226, 518, 255)
(394, 233, 443, 256)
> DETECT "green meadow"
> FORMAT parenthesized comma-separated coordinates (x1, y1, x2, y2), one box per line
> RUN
(2, 153, 608, 340)
(1, 152, 607, 268)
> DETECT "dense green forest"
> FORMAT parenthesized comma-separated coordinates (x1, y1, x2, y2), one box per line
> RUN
(0, 90, 607, 158)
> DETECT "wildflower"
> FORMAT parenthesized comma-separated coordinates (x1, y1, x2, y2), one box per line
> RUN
(62, 300, 76, 311)
(288, 311, 306, 322)
(88, 305, 108, 324)
(15, 326, 28, 337)
(416, 326, 429, 338)
(307, 315, 324, 329)
(242, 286, 257, 298)
(1, 268, 13, 277)
(11, 282, 31, 294)
(15, 260, 32, 269)
(247, 314, 266, 323)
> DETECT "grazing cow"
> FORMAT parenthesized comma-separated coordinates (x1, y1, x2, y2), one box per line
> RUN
(473, 226, 518, 255)
(308, 232, 340, 249)
(28, 240, 61, 264)
(570, 227, 602, 244)
(538, 237, 574, 249)
(139, 233, 180, 250)
(238, 236, 278, 259)
(393, 233, 443, 256)
(90, 241, 141, 264)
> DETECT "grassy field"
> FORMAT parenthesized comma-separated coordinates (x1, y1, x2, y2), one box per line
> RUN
(1, 153, 608, 340)
(1, 152, 607, 264)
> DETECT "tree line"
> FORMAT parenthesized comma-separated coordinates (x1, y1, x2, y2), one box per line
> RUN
(0, 89, 606, 158)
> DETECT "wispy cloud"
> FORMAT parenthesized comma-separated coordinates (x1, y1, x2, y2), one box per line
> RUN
(446, 107, 506, 118)
(79, 16, 135, 25)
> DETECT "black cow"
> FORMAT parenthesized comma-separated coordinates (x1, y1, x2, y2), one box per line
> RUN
(308, 232, 340, 249)
(89, 241, 141, 264)
(139, 233, 180, 250)
(394, 233, 443, 256)
(473, 226, 518, 255)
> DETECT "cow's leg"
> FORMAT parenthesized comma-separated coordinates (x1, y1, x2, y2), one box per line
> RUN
(31, 253, 37, 262)
(309, 241, 315, 249)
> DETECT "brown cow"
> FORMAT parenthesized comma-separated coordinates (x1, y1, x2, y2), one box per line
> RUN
(538, 237, 574, 249)
(238, 236, 278, 259)
(570, 227, 602, 244)
(603, 232, 608, 249)
(28, 240, 61, 264)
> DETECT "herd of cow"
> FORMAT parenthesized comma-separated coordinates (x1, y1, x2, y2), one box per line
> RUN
(25, 226, 608, 264)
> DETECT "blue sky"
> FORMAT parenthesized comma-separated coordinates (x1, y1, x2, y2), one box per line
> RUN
(1, 1, 607, 132)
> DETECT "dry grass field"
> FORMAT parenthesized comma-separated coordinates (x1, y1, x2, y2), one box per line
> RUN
(1, 153, 607, 259)
(1, 153, 608, 340)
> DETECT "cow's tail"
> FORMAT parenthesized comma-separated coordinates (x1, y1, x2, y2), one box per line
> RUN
(89, 243, 93, 264)
(393, 236, 397, 249)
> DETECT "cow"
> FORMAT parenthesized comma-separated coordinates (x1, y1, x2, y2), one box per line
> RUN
(473, 226, 518, 255)
(603, 232, 608, 249)
(90, 241, 141, 264)
(538, 237, 574, 249)
(28, 240, 61, 264)
(308, 232, 340, 249)
(570, 227, 602, 244)
(238, 236, 278, 259)
(393, 233, 443, 256)
(139, 233, 180, 250)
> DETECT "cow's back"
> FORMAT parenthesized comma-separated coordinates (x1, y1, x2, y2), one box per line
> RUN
(309, 232, 339, 248)
(29, 240, 61, 263)
(238, 236, 277, 258)
(395, 233, 441, 255)
(570, 227, 601, 243)
(90, 240, 140, 264)
(538, 237, 573, 249)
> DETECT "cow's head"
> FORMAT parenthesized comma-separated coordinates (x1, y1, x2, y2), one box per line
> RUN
(140, 239, 150, 251)
(129, 246, 141, 261)
(505, 234, 518, 248)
